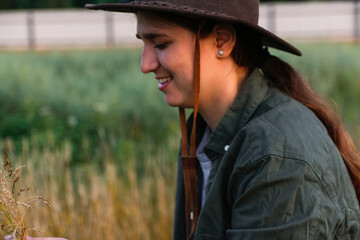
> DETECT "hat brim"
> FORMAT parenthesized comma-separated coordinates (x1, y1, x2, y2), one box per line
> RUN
(85, 2, 302, 56)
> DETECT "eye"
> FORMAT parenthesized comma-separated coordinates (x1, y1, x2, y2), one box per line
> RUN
(154, 42, 169, 49)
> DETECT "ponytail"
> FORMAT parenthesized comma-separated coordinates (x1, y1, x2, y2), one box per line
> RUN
(260, 53, 360, 203)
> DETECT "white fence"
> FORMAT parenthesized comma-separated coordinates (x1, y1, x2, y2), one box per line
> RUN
(259, 1, 360, 41)
(0, 1, 359, 50)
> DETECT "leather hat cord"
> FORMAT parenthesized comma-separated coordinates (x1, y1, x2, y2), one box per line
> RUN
(178, 26, 201, 240)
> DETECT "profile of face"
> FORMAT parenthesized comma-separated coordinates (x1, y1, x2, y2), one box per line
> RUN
(136, 12, 197, 108)
(136, 11, 241, 111)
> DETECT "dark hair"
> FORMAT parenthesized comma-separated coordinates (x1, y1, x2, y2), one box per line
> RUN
(141, 11, 360, 203)
(259, 55, 360, 202)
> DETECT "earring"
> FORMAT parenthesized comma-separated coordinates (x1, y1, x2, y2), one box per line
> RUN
(218, 50, 224, 56)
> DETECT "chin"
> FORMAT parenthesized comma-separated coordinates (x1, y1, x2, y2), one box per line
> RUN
(167, 103, 194, 109)
(165, 101, 182, 108)
(164, 98, 192, 108)
(163, 94, 194, 108)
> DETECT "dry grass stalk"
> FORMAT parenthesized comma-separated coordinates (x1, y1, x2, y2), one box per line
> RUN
(1, 137, 177, 240)
(0, 149, 49, 240)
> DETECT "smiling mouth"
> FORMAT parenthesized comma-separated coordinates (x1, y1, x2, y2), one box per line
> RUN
(157, 77, 173, 84)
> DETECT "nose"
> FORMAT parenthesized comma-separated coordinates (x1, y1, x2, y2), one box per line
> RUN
(140, 45, 160, 74)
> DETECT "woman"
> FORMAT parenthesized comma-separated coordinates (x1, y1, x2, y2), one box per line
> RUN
(86, 0, 360, 239)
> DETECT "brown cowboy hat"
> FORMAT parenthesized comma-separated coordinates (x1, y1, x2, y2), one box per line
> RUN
(85, 0, 301, 56)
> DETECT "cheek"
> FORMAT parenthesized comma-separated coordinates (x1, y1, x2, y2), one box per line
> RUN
(160, 50, 194, 80)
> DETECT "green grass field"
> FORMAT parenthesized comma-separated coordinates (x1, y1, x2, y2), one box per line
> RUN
(0, 42, 359, 239)
(0, 48, 180, 172)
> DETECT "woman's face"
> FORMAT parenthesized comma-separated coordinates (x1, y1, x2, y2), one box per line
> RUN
(136, 12, 197, 108)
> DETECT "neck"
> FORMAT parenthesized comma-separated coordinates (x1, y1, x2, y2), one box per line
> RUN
(199, 65, 249, 131)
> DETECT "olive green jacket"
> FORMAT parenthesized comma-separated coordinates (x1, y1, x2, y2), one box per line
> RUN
(173, 69, 360, 240)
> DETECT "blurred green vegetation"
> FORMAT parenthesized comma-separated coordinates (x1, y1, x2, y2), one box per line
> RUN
(0, 42, 359, 168)
(0, 48, 179, 170)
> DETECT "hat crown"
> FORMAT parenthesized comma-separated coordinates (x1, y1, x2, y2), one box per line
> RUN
(134, 0, 259, 24)
(86, 0, 301, 56)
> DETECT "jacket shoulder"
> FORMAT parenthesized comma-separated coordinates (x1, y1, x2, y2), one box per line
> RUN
(235, 88, 332, 164)
(230, 87, 360, 219)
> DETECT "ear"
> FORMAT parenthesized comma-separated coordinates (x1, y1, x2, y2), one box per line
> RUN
(214, 24, 236, 58)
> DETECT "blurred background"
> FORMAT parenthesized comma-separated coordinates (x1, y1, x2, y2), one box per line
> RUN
(0, 0, 359, 239)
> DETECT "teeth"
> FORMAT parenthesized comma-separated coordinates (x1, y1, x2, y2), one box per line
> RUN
(158, 77, 172, 84)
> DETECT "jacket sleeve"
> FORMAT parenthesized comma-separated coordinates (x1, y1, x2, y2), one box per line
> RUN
(226, 154, 351, 240)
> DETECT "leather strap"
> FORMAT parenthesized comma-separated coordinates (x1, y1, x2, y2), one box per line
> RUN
(178, 26, 201, 240)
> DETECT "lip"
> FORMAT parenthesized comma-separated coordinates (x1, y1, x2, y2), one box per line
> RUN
(156, 76, 173, 91)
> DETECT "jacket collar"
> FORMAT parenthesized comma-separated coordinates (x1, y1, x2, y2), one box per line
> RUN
(205, 68, 269, 155)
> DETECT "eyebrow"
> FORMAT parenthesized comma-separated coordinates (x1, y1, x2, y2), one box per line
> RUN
(135, 33, 168, 40)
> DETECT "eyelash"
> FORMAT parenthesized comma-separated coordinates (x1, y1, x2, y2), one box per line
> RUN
(154, 43, 169, 49)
